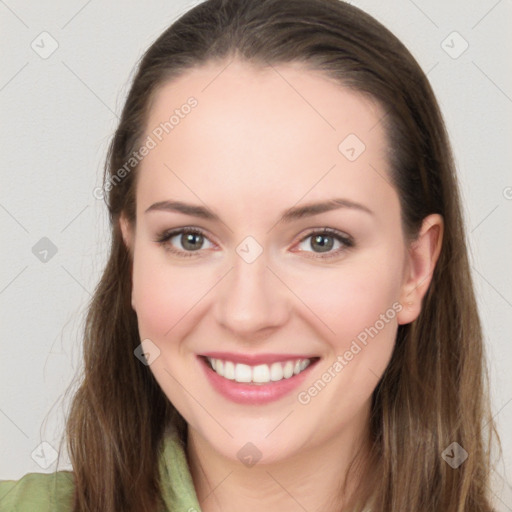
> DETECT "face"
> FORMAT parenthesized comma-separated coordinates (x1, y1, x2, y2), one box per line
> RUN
(120, 59, 431, 465)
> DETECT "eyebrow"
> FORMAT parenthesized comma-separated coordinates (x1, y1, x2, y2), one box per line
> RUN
(145, 198, 373, 223)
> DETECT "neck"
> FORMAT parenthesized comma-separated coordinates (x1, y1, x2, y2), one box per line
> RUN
(186, 404, 372, 512)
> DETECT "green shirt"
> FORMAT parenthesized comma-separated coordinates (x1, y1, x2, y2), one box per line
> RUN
(0, 427, 203, 511)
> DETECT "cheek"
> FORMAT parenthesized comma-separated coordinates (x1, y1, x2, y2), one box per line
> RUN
(291, 250, 404, 347)
(293, 254, 403, 419)
(132, 233, 405, 346)
(131, 248, 221, 340)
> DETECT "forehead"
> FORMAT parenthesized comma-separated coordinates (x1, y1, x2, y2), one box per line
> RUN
(136, 59, 394, 221)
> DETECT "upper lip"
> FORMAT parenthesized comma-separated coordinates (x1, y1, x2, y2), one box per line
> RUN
(199, 352, 319, 365)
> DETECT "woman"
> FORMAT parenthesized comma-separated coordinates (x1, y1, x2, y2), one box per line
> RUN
(0, 0, 503, 510)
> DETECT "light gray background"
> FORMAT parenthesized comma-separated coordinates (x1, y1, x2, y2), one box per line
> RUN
(1, 0, 511, 509)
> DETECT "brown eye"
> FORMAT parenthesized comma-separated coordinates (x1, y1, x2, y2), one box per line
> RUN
(155, 228, 214, 257)
(179, 231, 204, 251)
(296, 228, 354, 259)
(310, 233, 335, 253)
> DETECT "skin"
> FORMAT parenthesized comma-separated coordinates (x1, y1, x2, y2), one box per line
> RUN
(120, 59, 443, 512)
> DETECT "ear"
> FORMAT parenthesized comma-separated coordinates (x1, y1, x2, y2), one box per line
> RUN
(119, 212, 134, 252)
(397, 213, 444, 325)
(118, 213, 136, 310)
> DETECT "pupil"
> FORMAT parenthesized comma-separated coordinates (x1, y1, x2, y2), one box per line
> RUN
(313, 234, 333, 253)
(183, 233, 202, 250)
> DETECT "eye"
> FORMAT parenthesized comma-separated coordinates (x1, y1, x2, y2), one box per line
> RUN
(294, 228, 354, 259)
(154, 227, 214, 257)
(155, 226, 354, 260)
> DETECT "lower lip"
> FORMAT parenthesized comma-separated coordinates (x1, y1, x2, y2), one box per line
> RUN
(198, 356, 319, 405)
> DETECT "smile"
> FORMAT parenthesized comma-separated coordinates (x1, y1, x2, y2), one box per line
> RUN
(205, 356, 315, 384)
(198, 354, 321, 405)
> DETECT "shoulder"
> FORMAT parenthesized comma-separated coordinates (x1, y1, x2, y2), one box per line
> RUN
(0, 470, 75, 511)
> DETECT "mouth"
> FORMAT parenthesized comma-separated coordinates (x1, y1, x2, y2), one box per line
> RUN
(198, 354, 321, 385)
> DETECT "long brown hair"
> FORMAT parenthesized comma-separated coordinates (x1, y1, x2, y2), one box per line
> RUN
(62, 0, 503, 510)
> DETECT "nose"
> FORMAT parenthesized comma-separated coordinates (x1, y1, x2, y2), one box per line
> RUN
(213, 247, 291, 340)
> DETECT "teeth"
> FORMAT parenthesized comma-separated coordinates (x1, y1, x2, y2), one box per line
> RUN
(283, 361, 294, 379)
(253, 364, 270, 383)
(235, 363, 252, 383)
(270, 362, 283, 381)
(224, 361, 235, 380)
(206, 357, 313, 384)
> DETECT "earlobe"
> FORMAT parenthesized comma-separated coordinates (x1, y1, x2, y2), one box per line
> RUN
(397, 213, 444, 325)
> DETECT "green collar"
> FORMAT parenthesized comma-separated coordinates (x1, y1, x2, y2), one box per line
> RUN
(158, 426, 203, 512)
(157, 427, 373, 512)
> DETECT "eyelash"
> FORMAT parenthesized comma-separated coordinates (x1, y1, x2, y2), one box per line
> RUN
(154, 226, 354, 260)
